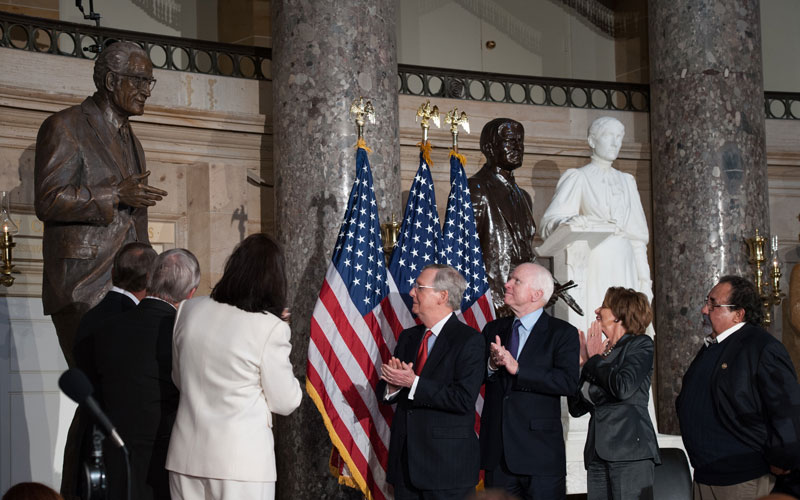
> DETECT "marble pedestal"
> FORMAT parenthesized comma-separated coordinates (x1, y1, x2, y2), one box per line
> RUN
(536, 224, 687, 494)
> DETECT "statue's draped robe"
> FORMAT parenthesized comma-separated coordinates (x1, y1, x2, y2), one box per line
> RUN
(541, 162, 651, 317)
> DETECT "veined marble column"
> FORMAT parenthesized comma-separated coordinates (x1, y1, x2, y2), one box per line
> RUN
(648, 0, 770, 433)
(272, 1, 400, 498)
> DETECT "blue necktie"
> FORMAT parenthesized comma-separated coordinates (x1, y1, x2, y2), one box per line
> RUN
(508, 319, 522, 359)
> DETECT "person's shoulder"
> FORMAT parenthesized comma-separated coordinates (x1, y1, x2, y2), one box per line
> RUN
(448, 316, 481, 336)
(482, 315, 514, 332)
(624, 333, 654, 349)
(555, 167, 584, 185)
(544, 313, 577, 333)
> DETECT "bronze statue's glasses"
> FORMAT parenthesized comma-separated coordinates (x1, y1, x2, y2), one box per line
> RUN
(114, 72, 157, 91)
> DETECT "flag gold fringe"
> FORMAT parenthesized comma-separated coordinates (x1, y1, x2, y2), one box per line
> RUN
(449, 150, 467, 166)
(306, 378, 375, 500)
(355, 137, 373, 153)
(417, 140, 434, 167)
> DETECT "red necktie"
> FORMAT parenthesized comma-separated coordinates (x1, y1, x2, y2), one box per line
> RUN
(415, 330, 434, 375)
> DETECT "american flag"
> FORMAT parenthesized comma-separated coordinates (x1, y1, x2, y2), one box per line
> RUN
(440, 151, 495, 331)
(440, 151, 495, 440)
(306, 145, 410, 500)
(388, 142, 444, 317)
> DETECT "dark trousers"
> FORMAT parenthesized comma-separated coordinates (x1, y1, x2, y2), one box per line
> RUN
(53, 303, 89, 500)
(587, 458, 654, 500)
(484, 456, 566, 500)
(391, 444, 475, 500)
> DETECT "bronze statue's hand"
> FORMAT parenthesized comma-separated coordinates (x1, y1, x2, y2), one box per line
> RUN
(117, 171, 168, 208)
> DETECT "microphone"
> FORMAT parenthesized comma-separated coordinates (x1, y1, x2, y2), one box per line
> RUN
(58, 369, 126, 448)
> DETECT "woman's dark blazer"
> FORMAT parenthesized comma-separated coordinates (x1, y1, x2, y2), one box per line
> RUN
(568, 333, 661, 466)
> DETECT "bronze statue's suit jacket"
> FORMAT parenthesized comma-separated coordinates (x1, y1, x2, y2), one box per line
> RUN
(468, 165, 536, 316)
(34, 96, 149, 315)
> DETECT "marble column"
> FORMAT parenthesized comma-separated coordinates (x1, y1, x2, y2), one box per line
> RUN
(272, 1, 400, 498)
(648, 0, 770, 433)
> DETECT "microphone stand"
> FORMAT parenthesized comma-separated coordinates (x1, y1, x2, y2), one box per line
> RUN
(122, 446, 132, 500)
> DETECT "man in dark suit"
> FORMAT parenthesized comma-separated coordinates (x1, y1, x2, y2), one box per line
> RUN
(35, 41, 167, 369)
(677, 275, 800, 499)
(62, 241, 157, 499)
(480, 262, 579, 500)
(94, 248, 200, 500)
(380, 264, 485, 500)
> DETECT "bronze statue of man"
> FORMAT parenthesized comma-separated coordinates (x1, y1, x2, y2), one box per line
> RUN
(34, 41, 167, 368)
(468, 118, 536, 317)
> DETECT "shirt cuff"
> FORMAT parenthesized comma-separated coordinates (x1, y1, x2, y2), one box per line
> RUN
(407, 375, 421, 399)
(384, 387, 401, 401)
(487, 358, 498, 377)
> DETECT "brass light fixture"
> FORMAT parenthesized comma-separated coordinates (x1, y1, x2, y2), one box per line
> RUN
(0, 191, 18, 287)
(745, 229, 784, 326)
(380, 214, 401, 265)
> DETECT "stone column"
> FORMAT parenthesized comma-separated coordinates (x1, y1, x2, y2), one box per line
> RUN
(648, 0, 770, 433)
(272, 1, 400, 498)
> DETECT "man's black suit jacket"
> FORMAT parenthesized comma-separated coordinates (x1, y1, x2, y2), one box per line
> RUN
(65, 290, 137, 499)
(568, 333, 660, 466)
(74, 290, 137, 384)
(381, 314, 485, 491)
(480, 311, 579, 477)
(677, 323, 800, 491)
(93, 298, 179, 500)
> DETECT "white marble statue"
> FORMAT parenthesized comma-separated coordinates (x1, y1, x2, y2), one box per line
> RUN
(541, 116, 653, 321)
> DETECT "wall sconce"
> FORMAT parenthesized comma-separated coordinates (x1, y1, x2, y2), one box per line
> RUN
(380, 213, 400, 266)
(745, 229, 783, 326)
(0, 191, 18, 287)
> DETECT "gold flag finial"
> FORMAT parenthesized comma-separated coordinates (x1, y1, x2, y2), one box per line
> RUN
(350, 97, 376, 140)
(415, 100, 440, 144)
(445, 108, 470, 152)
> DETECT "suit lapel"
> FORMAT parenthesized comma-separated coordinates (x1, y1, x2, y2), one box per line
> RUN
(517, 310, 549, 361)
(419, 315, 456, 375)
(81, 98, 130, 180)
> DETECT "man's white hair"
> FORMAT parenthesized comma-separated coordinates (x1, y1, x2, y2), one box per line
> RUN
(522, 262, 555, 305)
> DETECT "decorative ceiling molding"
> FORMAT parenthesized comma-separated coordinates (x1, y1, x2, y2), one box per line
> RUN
(559, 0, 615, 35)
(131, 0, 182, 31)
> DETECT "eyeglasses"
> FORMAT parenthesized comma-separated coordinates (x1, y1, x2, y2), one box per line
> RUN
(704, 297, 737, 311)
(113, 72, 157, 91)
(412, 283, 437, 291)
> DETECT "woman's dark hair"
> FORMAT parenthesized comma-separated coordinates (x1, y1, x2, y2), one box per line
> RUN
(2, 482, 63, 500)
(718, 275, 764, 325)
(210, 233, 286, 315)
(602, 287, 652, 335)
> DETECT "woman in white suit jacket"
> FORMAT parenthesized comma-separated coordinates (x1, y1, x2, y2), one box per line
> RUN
(166, 234, 302, 500)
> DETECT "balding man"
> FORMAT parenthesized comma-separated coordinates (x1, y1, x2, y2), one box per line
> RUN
(480, 263, 579, 500)
(380, 264, 485, 500)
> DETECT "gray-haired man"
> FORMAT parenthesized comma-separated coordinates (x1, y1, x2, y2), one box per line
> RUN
(380, 264, 485, 499)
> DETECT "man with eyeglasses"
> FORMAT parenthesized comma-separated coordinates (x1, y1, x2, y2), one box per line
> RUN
(379, 264, 485, 500)
(34, 40, 167, 500)
(677, 275, 800, 499)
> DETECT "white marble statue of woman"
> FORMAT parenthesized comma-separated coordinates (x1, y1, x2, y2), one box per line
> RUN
(541, 116, 653, 325)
